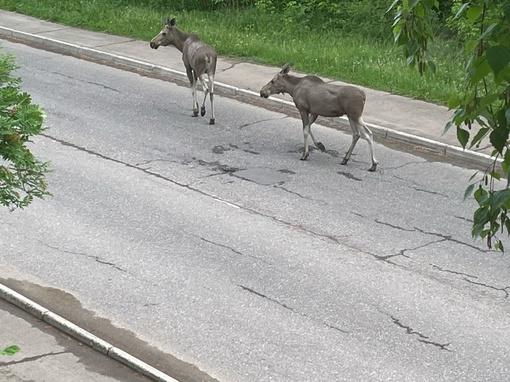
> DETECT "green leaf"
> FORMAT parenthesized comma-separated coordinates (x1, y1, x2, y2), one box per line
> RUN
(479, 23, 497, 40)
(466, 5, 483, 22)
(447, 96, 462, 110)
(470, 127, 489, 148)
(474, 186, 488, 203)
(457, 127, 470, 148)
(504, 2, 510, 23)
(486, 45, 510, 77)
(415, 3, 425, 17)
(454, 3, 470, 20)
(387, 0, 400, 13)
(469, 171, 479, 181)
(468, 57, 491, 85)
(490, 126, 508, 154)
(465, 39, 478, 54)
(472, 223, 486, 238)
(505, 219, 510, 235)
(426, 60, 436, 74)
(489, 171, 501, 181)
(0, 345, 20, 356)
(464, 183, 475, 200)
(489, 189, 510, 211)
(497, 108, 508, 131)
(444, 119, 453, 134)
(473, 205, 489, 225)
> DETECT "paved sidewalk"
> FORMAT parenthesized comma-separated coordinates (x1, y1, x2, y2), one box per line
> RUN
(0, 9, 496, 382)
(0, 284, 179, 382)
(0, 9, 494, 166)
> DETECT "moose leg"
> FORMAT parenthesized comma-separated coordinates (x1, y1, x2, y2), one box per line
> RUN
(341, 118, 361, 166)
(208, 74, 215, 125)
(308, 114, 325, 152)
(343, 118, 377, 171)
(358, 117, 378, 171)
(186, 68, 199, 117)
(199, 74, 215, 125)
(300, 111, 311, 160)
(199, 75, 209, 117)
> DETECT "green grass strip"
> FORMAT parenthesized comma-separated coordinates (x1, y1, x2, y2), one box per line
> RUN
(0, 0, 465, 104)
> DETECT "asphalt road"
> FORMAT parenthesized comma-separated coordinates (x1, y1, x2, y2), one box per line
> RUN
(1, 40, 509, 382)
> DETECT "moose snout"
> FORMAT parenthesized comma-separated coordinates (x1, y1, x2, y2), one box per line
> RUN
(150, 41, 159, 49)
(260, 90, 269, 98)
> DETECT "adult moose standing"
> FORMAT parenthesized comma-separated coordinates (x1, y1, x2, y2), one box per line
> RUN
(260, 63, 378, 171)
(150, 18, 217, 125)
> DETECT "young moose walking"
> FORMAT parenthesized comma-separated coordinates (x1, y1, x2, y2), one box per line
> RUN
(150, 18, 217, 125)
(260, 63, 378, 171)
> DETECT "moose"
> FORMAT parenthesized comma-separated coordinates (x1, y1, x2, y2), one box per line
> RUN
(260, 63, 377, 171)
(150, 18, 217, 125)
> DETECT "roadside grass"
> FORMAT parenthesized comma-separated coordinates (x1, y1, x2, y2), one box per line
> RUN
(0, 0, 466, 104)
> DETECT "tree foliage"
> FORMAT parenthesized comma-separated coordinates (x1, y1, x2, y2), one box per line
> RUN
(255, 0, 392, 36)
(0, 50, 50, 210)
(390, 0, 510, 251)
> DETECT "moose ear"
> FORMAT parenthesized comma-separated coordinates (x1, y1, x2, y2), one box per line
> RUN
(170, 18, 176, 26)
(281, 62, 291, 74)
(164, 17, 170, 26)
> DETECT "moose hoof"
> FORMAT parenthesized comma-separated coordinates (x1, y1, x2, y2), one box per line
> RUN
(341, 159, 348, 165)
(316, 142, 326, 151)
(201, 106, 206, 117)
(368, 164, 377, 172)
(192, 111, 199, 117)
(209, 118, 215, 125)
(300, 153, 309, 161)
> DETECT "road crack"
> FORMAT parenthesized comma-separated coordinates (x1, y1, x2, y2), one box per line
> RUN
(39, 133, 397, 264)
(238, 115, 287, 130)
(431, 264, 478, 279)
(238, 284, 349, 334)
(273, 185, 310, 199)
(0, 351, 68, 366)
(390, 315, 451, 352)
(462, 278, 510, 298)
(374, 219, 489, 253)
(38, 240, 128, 273)
(197, 236, 272, 264)
(50, 71, 119, 92)
(378, 239, 447, 260)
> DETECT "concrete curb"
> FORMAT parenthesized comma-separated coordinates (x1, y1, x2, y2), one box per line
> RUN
(0, 26, 499, 169)
(0, 283, 179, 382)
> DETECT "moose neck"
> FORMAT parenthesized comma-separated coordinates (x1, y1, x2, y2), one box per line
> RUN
(282, 75, 304, 97)
(172, 28, 195, 52)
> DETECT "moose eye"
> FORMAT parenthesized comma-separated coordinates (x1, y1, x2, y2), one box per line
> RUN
(271, 80, 275, 84)
(162, 32, 167, 36)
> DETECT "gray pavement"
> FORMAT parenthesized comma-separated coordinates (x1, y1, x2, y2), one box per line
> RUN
(0, 8, 497, 382)
(0, 297, 153, 382)
(0, 283, 179, 382)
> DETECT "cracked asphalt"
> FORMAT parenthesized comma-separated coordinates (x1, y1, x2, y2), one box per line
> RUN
(1, 9, 510, 382)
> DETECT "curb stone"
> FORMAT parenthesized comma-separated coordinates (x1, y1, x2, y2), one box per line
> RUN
(0, 283, 179, 382)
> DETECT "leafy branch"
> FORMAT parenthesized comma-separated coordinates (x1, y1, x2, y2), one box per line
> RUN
(0, 50, 51, 210)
